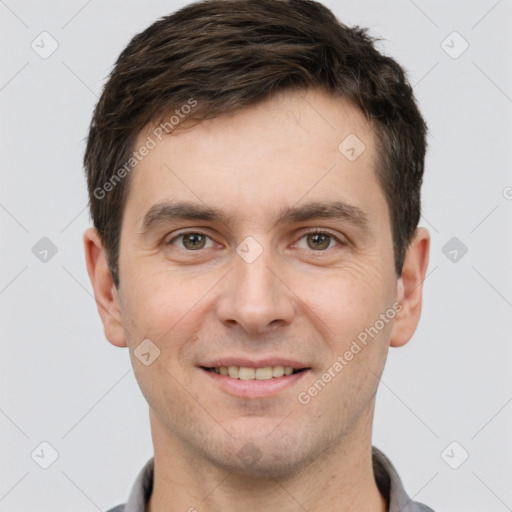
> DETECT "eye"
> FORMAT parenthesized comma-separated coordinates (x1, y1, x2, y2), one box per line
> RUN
(165, 229, 344, 253)
(167, 231, 214, 251)
(296, 231, 343, 251)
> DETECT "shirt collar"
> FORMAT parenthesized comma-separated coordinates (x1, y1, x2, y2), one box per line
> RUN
(121, 445, 434, 512)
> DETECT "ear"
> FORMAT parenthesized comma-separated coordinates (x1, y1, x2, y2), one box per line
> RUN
(389, 227, 430, 348)
(83, 227, 127, 347)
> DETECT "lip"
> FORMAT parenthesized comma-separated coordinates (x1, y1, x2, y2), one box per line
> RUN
(200, 366, 311, 399)
(199, 358, 309, 369)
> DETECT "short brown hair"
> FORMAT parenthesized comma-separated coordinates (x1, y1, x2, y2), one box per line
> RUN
(84, 0, 427, 287)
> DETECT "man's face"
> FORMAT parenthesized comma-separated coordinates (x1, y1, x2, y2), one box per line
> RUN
(114, 89, 400, 475)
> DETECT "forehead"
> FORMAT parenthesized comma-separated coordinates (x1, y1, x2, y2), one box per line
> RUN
(124, 88, 387, 231)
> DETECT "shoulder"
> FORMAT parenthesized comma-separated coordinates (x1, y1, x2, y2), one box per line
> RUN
(372, 446, 436, 512)
(415, 505, 435, 512)
(405, 503, 435, 512)
(105, 505, 125, 512)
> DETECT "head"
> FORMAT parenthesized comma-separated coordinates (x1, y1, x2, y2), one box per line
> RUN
(84, 0, 430, 478)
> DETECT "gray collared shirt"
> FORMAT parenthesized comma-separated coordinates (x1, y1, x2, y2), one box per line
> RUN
(107, 446, 435, 512)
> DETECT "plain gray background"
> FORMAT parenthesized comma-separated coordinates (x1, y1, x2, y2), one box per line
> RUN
(1, 0, 511, 510)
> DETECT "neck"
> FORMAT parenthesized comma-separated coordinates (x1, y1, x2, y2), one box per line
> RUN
(146, 408, 387, 512)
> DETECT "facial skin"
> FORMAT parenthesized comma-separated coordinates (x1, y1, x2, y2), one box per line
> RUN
(85, 88, 429, 511)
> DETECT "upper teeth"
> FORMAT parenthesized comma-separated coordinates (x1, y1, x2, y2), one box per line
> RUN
(209, 366, 296, 380)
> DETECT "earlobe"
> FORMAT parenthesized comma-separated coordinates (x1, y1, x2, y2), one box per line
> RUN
(389, 227, 430, 348)
(83, 227, 127, 348)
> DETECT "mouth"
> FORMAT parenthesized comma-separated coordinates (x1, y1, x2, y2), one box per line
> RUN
(201, 365, 308, 380)
(199, 361, 311, 398)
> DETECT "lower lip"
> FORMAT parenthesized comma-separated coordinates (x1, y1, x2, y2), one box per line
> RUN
(200, 368, 310, 398)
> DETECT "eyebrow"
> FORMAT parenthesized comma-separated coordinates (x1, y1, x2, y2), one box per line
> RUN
(139, 199, 371, 236)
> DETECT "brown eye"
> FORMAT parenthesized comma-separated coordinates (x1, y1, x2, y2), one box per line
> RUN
(168, 232, 213, 250)
(182, 233, 207, 250)
(294, 230, 344, 252)
(305, 232, 335, 250)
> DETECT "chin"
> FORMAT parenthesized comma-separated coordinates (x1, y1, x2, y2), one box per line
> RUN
(205, 427, 322, 480)
(216, 449, 308, 480)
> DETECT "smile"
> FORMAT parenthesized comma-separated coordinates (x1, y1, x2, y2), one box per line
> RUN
(200, 363, 311, 399)
(203, 365, 306, 380)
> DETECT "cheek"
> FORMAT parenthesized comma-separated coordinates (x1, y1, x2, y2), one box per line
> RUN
(303, 261, 392, 346)
(119, 268, 221, 379)
(121, 267, 208, 337)
(302, 270, 393, 416)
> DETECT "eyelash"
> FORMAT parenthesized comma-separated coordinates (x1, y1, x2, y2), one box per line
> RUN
(166, 229, 345, 252)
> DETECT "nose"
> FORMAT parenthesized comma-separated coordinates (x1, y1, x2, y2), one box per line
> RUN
(215, 244, 296, 335)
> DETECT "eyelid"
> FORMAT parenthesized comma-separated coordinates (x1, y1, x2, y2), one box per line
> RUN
(165, 228, 347, 251)
(165, 229, 214, 248)
(293, 228, 346, 250)
(296, 227, 346, 242)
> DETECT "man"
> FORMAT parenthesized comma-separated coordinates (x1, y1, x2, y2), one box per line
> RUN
(83, 0, 433, 510)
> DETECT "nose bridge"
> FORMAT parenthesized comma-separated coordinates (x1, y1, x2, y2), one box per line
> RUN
(215, 239, 295, 333)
